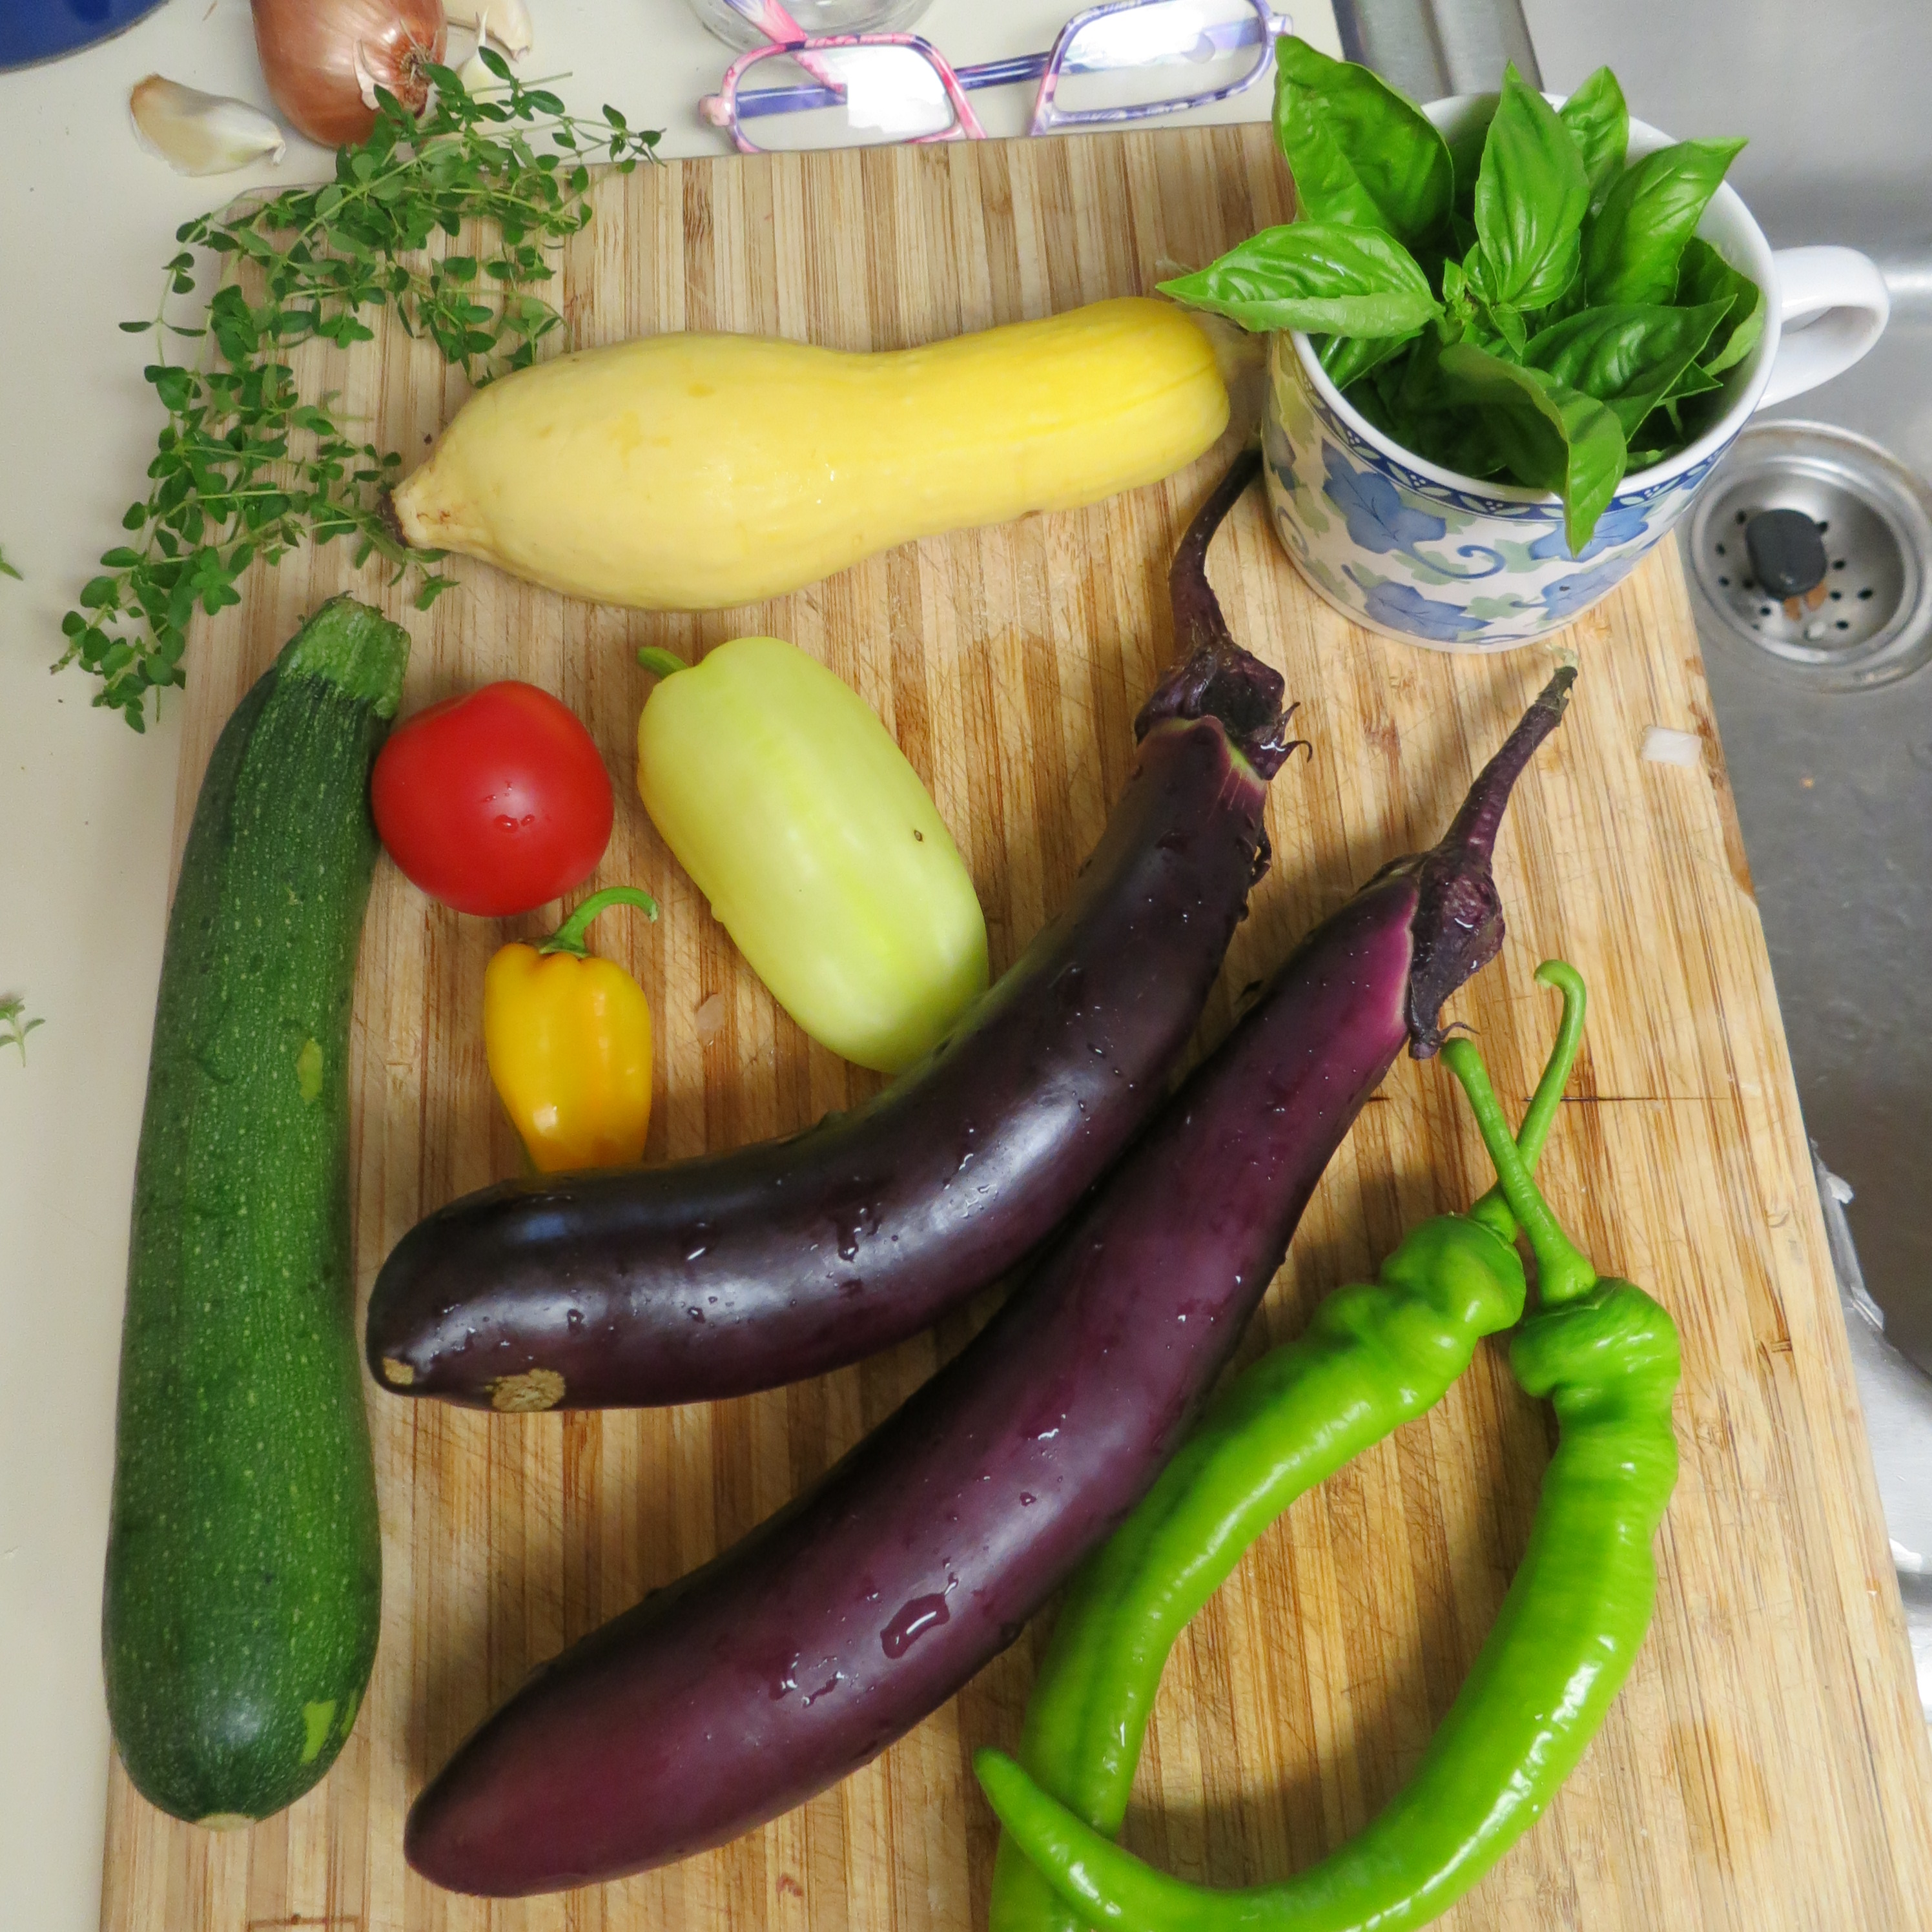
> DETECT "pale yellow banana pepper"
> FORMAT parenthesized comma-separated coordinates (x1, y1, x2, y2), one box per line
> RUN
(484, 885, 659, 1174)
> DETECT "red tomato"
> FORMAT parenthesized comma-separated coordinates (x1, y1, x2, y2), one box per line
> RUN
(373, 681, 613, 916)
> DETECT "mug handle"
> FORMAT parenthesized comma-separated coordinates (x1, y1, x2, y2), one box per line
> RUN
(1758, 245, 1891, 409)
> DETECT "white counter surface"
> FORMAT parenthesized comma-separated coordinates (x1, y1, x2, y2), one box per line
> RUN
(0, 1, 1341, 1923)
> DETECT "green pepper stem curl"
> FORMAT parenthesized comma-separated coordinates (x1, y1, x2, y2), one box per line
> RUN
(1463, 959, 1586, 1244)
(1442, 1033, 1597, 1306)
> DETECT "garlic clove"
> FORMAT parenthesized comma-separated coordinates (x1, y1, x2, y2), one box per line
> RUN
(456, 49, 500, 93)
(130, 75, 287, 177)
(449, 0, 534, 61)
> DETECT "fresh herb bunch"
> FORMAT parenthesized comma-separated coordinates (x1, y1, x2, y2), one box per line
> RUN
(62, 50, 661, 730)
(1162, 42, 1763, 551)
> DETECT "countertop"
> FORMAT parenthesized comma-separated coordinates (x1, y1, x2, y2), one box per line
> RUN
(0, 2, 1339, 1925)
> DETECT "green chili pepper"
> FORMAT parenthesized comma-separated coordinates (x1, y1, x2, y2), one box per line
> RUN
(985, 962, 1587, 1932)
(975, 976, 1681, 1932)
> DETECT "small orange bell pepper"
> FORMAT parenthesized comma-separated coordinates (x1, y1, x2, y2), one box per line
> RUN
(484, 885, 659, 1174)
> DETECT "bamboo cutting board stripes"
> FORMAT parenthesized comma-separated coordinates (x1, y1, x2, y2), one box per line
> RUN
(105, 126, 1932, 1931)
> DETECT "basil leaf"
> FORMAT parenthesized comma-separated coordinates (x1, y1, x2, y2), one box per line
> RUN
(1321, 331, 1421, 390)
(1660, 358, 1728, 442)
(1491, 302, 1530, 356)
(1665, 358, 1724, 401)
(1625, 362, 1725, 464)
(1583, 137, 1748, 305)
(1676, 236, 1765, 375)
(1539, 275, 1588, 327)
(1272, 36, 1454, 246)
(1158, 224, 1441, 337)
(1522, 299, 1731, 434)
(1558, 67, 1629, 205)
(1437, 341, 1628, 553)
(1345, 372, 1406, 443)
(1350, 367, 1502, 482)
(1448, 241, 1530, 356)
(1392, 324, 1451, 414)
(1374, 331, 1509, 477)
(1420, 412, 1510, 479)
(1444, 95, 1499, 216)
(1472, 64, 1590, 311)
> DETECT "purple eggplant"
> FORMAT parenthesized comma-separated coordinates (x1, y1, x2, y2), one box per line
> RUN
(367, 451, 1299, 1411)
(402, 661, 1576, 1896)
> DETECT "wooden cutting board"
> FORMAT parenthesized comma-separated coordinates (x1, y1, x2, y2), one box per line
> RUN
(103, 125, 1932, 1931)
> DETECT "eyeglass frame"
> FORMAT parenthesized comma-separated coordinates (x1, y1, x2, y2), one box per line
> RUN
(699, 0, 1292, 158)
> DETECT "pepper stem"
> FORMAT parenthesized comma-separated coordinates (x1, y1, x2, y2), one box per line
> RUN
(1442, 1031, 1598, 1306)
(539, 884, 660, 958)
(637, 648, 688, 678)
(1464, 960, 1587, 1243)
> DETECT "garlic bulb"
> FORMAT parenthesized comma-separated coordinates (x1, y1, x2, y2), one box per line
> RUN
(449, 0, 533, 61)
(130, 76, 287, 177)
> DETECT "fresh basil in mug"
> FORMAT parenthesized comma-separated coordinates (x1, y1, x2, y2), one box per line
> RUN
(1160, 43, 1758, 553)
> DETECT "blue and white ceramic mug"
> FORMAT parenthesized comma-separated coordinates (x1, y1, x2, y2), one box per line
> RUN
(1263, 96, 1891, 651)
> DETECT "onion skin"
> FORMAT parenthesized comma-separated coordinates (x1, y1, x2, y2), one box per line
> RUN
(252, 0, 447, 147)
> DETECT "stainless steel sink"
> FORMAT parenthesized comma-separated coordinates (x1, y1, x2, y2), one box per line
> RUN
(1337, 0, 1932, 1712)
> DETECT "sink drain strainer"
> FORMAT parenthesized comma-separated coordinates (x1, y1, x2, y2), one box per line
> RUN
(1685, 420, 1932, 690)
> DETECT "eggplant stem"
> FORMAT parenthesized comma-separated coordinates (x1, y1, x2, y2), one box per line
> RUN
(1403, 669, 1576, 1058)
(1168, 447, 1261, 659)
(1136, 450, 1306, 779)
(1441, 667, 1577, 866)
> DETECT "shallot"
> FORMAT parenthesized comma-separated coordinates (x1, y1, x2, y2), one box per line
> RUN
(251, 0, 447, 148)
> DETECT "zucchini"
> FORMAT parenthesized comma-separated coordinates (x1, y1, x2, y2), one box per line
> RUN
(103, 597, 407, 1825)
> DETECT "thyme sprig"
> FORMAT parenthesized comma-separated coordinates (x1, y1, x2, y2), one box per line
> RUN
(63, 52, 661, 730)
(0, 996, 41, 1065)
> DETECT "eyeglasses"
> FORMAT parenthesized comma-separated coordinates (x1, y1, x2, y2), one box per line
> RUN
(699, 0, 1291, 156)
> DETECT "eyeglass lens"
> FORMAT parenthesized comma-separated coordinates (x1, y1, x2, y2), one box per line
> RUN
(737, 46, 957, 150)
(1054, 0, 1269, 116)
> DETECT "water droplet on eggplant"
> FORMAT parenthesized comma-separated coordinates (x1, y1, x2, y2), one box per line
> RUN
(879, 1594, 951, 1658)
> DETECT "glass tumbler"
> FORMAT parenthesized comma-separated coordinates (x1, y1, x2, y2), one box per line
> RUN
(684, 0, 934, 52)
